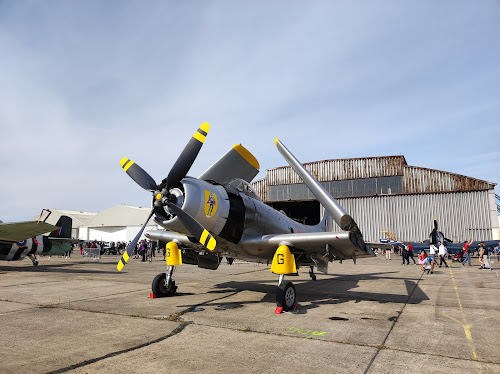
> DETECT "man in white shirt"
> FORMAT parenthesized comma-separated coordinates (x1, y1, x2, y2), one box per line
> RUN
(429, 244, 437, 263)
(438, 241, 448, 268)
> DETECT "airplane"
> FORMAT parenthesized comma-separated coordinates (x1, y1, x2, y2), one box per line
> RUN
(380, 219, 499, 256)
(116, 123, 390, 312)
(0, 216, 75, 266)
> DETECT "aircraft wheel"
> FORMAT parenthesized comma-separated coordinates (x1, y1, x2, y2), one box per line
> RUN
(309, 267, 317, 281)
(33, 261, 38, 266)
(276, 281, 296, 311)
(152, 273, 177, 297)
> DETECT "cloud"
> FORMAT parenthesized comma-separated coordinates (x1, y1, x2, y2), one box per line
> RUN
(1, 1, 499, 220)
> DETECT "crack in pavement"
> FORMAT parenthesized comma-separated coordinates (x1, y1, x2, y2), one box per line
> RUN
(363, 272, 424, 374)
(46, 322, 190, 374)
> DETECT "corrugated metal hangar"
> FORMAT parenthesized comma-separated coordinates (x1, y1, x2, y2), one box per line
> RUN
(251, 155, 499, 242)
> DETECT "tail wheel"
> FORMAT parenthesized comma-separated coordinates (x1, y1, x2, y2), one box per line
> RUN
(152, 273, 177, 297)
(276, 281, 296, 311)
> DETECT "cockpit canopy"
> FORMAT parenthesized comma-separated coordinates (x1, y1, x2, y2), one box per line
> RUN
(227, 178, 261, 200)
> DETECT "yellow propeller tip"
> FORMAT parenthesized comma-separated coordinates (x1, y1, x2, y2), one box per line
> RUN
(274, 138, 279, 146)
(200, 122, 210, 133)
(120, 158, 129, 167)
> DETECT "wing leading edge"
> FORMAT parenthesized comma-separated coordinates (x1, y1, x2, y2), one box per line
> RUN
(241, 231, 375, 259)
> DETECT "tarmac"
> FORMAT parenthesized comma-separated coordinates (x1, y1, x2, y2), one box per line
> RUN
(0, 253, 499, 374)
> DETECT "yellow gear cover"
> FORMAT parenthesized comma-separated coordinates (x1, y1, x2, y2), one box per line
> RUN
(270, 245, 297, 274)
(166, 242, 182, 266)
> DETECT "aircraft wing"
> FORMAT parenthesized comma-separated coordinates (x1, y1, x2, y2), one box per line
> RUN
(366, 242, 393, 250)
(0, 221, 59, 242)
(241, 231, 376, 259)
(199, 144, 260, 184)
(145, 231, 196, 246)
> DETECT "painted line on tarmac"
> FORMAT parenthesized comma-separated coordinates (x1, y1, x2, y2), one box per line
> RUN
(363, 272, 424, 374)
(443, 267, 478, 360)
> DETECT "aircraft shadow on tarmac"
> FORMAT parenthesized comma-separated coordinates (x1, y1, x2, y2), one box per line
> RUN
(181, 272, 429, 313)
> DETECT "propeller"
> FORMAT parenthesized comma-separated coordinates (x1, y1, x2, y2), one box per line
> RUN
(116, 123, 216, 271)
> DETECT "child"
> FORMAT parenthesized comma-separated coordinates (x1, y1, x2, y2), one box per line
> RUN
(418, 250, 427, 265)
(421, 255, 434, 274)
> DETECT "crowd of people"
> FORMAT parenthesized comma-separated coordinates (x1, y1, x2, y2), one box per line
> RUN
(75, 239, 162, 261)
(381, 240, 500, 275)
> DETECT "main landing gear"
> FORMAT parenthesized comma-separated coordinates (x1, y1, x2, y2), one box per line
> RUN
(152, 266, 177, 297)
(309, 266, 316, 281)
(271, 245, 298, 313)
(275, 274, 297, 312)
(27, 254, 38, 266)
(151, 242, 181, 298)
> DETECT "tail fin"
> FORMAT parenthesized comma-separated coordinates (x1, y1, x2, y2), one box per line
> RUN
(49, 216, 72, 238)
(319, 206, 333, 232)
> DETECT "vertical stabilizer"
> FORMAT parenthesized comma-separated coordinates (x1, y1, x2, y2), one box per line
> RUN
(49, 216, 72, 238)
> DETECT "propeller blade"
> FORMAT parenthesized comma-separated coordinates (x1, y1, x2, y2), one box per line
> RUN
(163, 123, 210, 189)
(434, 219, 438, 230)
(166, 201, 216, 251)
(120, 158, 157, 192)
(117, 209, 155, 271)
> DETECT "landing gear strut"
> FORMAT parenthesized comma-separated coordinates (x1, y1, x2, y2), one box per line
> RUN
(27, 254, 38, 266)
(152, 266, 177, 297)
(309, 266, 316, 281)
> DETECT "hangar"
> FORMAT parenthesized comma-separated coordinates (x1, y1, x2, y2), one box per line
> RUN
(30, 209, 97, 239)
(31, 206, 156, 242)
(251, 155, 500, 242)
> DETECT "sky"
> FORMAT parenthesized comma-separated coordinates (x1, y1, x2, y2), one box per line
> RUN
(1, 0, 499, 221)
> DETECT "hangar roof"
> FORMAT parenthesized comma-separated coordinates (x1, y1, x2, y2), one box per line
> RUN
(252, 155, 496, 201)
(30, 209, 97, 228)
(84, 205, 155, 227)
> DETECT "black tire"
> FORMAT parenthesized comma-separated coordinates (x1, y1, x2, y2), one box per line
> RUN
(152, 273, 177, 297)
(276, 281, 296, 311)
(33, 261, 38, 266)
(105, 249, 110, 255)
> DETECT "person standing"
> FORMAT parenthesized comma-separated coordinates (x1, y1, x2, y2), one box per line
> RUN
(386, 245, 392, 260)
(438, 241, 448, 268)
(401, 243, 409, 265)
(141, 240, 147, 262)
(407, 242, 416, 264)
(429, 243, 437, 264)
(479, 242, 490, 269)
(462, 241, 472, 266)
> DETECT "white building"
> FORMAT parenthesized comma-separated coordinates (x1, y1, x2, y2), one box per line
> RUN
(77, 205, 157, 242)
(31, 206, 158, 243)
(30, 209, 97, 239)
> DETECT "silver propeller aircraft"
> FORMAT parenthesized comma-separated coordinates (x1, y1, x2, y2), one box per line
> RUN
(117, 123, 377, 312)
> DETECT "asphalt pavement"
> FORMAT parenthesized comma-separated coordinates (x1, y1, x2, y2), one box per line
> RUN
(0, 252, 499, 373)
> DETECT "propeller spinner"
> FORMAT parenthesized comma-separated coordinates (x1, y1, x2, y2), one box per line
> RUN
(116, 123, 216, 272)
